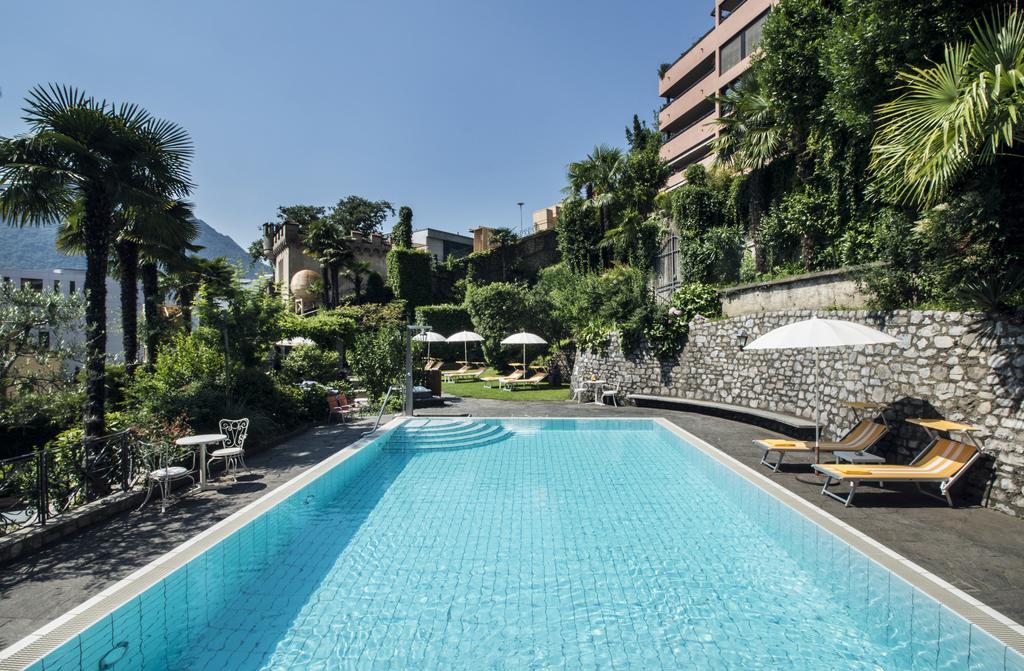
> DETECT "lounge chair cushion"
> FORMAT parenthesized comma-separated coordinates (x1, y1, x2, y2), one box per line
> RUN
(815, 439, 977, 481)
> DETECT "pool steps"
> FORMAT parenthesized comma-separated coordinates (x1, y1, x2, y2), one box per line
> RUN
(384, 419, 511, 451)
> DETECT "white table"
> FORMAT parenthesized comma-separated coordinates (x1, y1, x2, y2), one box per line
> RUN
(584, 379, 607, 406)
(175, 433, 227, 491)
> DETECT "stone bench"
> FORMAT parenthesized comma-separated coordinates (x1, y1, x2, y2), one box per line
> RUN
(626, 394, 817, 440)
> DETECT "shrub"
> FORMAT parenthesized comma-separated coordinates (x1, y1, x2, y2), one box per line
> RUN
(385, 247, 433, 314)
(363, 271, 390, 303)
(128, 332, 227, 430)
(534, 265, 651, 354)
(283, 309, 356, 349)
(348, 326, 403, 401)
(278, 344, 340, 384)
(645, 283, 722, 360)
(463, 282, 551, 369)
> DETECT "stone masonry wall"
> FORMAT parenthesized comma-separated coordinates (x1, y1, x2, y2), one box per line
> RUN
(573, 309, 1024, 517)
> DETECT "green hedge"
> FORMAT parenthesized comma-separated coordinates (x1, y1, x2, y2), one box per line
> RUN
(385, 248, 432, 313)
(413, 304, 472, 361)
(415, 304, 472, 336)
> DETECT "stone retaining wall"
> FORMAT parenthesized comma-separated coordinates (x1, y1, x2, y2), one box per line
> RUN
(573, 309, 1024, 517)
(718, 266, 876, 317)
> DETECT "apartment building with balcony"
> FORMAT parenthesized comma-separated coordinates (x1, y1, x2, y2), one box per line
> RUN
(657, 0, 774, 190)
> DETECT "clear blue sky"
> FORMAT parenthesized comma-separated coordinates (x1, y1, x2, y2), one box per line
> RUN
(1, 0, 706, 248)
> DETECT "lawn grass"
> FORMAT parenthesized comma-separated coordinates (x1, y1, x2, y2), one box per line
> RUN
(441, 368, 572, 401)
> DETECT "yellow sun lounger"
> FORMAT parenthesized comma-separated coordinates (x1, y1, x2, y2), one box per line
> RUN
(812, 438, 980, 507)
(754, 420, 888, 472)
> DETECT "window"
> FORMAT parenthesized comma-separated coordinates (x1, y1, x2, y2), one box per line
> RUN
(655, 232, 680, 300)
(719, 11, 769, 74)
(69, 280, 77, 293)
(21, 278, 43, 292)
(53, 279, 61, 292)
(2, 277, 9, 284)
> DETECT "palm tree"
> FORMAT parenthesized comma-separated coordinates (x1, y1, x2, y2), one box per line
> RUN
(564, 145, 625, 267)
(164, 255, 236, 333)
(712, 76, 785, 273)
(344, 259, 372, 301)
(871, 9, 1024, 207)
(0, 85, 193, 438)
(133, 200, 200, 368)
(303, 217, 352, 308)
(57, 200, 198, 374)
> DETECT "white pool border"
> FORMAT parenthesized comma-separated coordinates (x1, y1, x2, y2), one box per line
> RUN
(1, 415, 1021, 670)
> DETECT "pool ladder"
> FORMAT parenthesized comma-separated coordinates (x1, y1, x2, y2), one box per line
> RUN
(361, 384, 400, 437)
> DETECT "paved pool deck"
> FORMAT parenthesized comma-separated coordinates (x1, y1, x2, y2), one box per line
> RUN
(1, 398, 1022, 651)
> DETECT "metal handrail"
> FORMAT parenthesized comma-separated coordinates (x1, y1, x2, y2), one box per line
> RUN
(362, 385, 400, 437)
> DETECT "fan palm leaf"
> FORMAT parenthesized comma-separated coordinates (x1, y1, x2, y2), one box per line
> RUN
(871, 10, 1024, 207)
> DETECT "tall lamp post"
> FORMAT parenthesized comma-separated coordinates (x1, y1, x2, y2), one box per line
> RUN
(517, 202, 525, 236)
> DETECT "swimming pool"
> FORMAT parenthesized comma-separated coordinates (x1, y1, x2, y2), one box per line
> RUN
(3, 418, 1022, 670)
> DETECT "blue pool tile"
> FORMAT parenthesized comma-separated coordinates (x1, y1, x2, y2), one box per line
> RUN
(1006, 646, 1024, 671)
(967, 624, 1009, 671)
(30, 420, 1019, 670)
(937, 606, 972, 670)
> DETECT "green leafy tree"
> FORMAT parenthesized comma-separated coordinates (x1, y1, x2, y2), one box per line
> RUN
(328, 196, 394, 237)
(0, 281, 84, 389)
(0, 85, 193, 438)
(463, 281, 551, 369)
(348, 326, 403, 401)
(392, 206, 413, 249)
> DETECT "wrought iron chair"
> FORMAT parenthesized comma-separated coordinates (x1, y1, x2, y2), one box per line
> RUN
(208, 418, 250, 481)
(601, 385, 621, 406)
(138, 440, 197, 513)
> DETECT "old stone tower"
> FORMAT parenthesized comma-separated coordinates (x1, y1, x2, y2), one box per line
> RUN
(261, 222, 391, 313)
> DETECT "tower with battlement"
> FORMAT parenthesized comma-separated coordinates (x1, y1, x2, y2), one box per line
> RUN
(262, 222, 391, 313)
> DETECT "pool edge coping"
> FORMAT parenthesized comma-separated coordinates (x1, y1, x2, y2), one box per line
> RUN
(651, 417, 1024, 659)
(2, 415, 1021, 668)
(0, 418, 406, 671)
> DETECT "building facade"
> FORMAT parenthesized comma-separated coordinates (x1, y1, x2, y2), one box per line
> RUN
(531, 205, 561, 233)
(0, 268, 129, 361)
(411, 229, 473, 263)
(657, 0, 774, 190)
(261, 222, 391, 312)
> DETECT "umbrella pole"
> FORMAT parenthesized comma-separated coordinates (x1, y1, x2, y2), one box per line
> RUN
(814, 348, 821, 463)
(464, 341, 468, 366)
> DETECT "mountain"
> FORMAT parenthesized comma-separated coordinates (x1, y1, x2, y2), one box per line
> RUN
(0, 219, 268, 278)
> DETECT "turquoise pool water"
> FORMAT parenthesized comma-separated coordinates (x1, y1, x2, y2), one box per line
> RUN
(25, 419, 1022, 670)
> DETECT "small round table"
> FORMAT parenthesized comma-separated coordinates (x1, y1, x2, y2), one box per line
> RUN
(584, 379, 607, 406)
(175, 433, 227, 491)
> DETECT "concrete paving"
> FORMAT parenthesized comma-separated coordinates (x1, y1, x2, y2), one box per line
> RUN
(1, 398, 1021, 651)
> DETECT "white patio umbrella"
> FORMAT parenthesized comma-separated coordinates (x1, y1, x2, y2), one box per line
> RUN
(412, 330, 447, 359)
(743, 317, 900, 461)
(275, 336, 315, 348)
(500, 331, 548, 369)
(446, 330, 484, 364)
